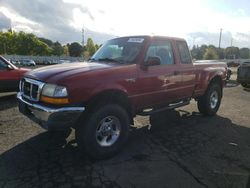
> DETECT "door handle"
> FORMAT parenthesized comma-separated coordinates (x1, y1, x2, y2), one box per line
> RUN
(125, 78, 136, 83)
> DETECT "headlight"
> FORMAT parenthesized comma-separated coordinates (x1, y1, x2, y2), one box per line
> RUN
(42, 84, 68, 97)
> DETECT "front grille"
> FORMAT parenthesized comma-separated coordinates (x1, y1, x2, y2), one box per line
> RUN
(20, 78, 44, 102)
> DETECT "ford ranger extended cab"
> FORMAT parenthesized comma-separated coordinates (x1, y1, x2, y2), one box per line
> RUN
(0, 56, 30, 92)
(17, 36, 227, 159)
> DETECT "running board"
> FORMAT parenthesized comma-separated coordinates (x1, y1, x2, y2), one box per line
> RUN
(138, 100, 190, 116)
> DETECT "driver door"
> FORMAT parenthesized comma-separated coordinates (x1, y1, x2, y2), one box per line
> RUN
(134, 39, 182, 108)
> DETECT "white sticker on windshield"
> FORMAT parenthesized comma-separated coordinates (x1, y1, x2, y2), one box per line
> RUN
(127, 38, 144, 43)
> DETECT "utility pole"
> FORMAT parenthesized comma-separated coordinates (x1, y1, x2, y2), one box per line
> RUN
(230, 37, 235, 60)
(218, 28, 222, 48)
(82, 27, 85, 47)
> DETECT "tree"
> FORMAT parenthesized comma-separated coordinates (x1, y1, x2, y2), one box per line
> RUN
(86, 38, 96, 56)
(38, 37, 54, 47)
(190, 45, 208, 60)
(216, 48, 225, 59)
(63, 45, 69, 56)
(239, 48, 250, 59)
(203, 48, 219, 60)
(225, 47, 240, 59)
(68, 42, 83, 57)
(95, 44, 101, 51)
(52, 41, 64, 56)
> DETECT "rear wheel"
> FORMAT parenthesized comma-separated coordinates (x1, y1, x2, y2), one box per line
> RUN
(197, 83, 222, 116)
(76, 104, 129, 159)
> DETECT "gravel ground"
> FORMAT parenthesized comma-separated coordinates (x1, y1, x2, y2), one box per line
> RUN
(0, 74, 250, 188)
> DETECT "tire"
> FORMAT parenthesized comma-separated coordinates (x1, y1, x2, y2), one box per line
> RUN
(241, 83, 250, 88)
(76, 104, 130, 159)
(197, 83, 222, 116)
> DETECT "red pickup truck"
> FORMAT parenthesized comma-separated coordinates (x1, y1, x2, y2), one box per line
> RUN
(0, 56, 30, 92)
(17, 36, 227, 159)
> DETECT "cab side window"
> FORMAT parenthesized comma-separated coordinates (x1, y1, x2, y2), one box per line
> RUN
(145, 40, 174, 65)
(176, 41, 192, 64)
(0, 59, 8, 70)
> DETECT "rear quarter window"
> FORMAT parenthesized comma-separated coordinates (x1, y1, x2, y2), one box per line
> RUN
(176, 41, 192, 64)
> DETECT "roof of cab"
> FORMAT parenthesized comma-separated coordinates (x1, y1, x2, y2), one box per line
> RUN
(110, 35, 186, 42)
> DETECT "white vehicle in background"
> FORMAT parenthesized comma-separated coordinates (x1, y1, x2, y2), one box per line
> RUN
(58, 60, 71, 64)
(20, 59, 36, 66)
(10, 60, 21, 65)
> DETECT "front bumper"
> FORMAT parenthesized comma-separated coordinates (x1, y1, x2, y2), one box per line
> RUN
(17, 92, 85, 130)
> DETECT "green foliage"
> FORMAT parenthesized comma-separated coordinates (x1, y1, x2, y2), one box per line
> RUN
(0, 31, 50, 55)
(63, 45, 69, 56)
(52, 41, 64, 56)
(239, 48, 250, 59)
(38, 37, 54, 46)
(225, 47, 240, 59)
(191, 44, 249, 60)
(203, 48, 219, 60)
(95, 44, 100, 51)
(191, 45, 207, 60)
(68, 42, 83, 57)
(86, 38, 96, 56)
(0, 31, 99, 57)
(39, 38, 64, 56)
(216, 48, 225, 59)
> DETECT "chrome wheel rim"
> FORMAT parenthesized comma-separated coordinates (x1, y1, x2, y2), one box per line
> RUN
(96, 116, 121, 147)
(210, 91, 218, 109)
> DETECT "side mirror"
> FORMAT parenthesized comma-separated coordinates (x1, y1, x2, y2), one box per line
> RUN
(145, 56, 161, 66)
(7, 65, 14, 70)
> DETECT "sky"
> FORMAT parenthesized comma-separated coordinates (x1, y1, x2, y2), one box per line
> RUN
(0, 0, 250, 48)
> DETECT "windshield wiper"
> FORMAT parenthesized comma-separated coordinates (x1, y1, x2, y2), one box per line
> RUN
(90, 57, 127, 64)
(97, 58, 119, 63)
(89, 58, 97, 62)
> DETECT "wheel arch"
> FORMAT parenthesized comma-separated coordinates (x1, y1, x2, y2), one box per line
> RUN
(209, 75, 223, 96)
(86, 89, 134, 124)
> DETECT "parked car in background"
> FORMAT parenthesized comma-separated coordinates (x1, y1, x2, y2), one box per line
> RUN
(10, 60, 21, 65)
(20, 59, 36, 66)
(43, 60, 53, 65)
(0, 56, 30, 92)
(237, 62, 250, 88)
(58, 60, 71, 64)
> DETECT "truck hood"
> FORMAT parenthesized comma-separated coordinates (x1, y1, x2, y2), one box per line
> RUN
(26, 62, 111, 82)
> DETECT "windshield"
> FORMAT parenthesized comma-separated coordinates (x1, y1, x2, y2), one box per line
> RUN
(0, 56, 17, 69)
(91, 37, 145, 64)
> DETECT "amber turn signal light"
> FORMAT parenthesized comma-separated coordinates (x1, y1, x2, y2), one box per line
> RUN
(40, 96, 69, 104)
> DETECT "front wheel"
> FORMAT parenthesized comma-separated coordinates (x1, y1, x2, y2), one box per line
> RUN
(197, 83, 222, 116)
(76, 104, 130, 159)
